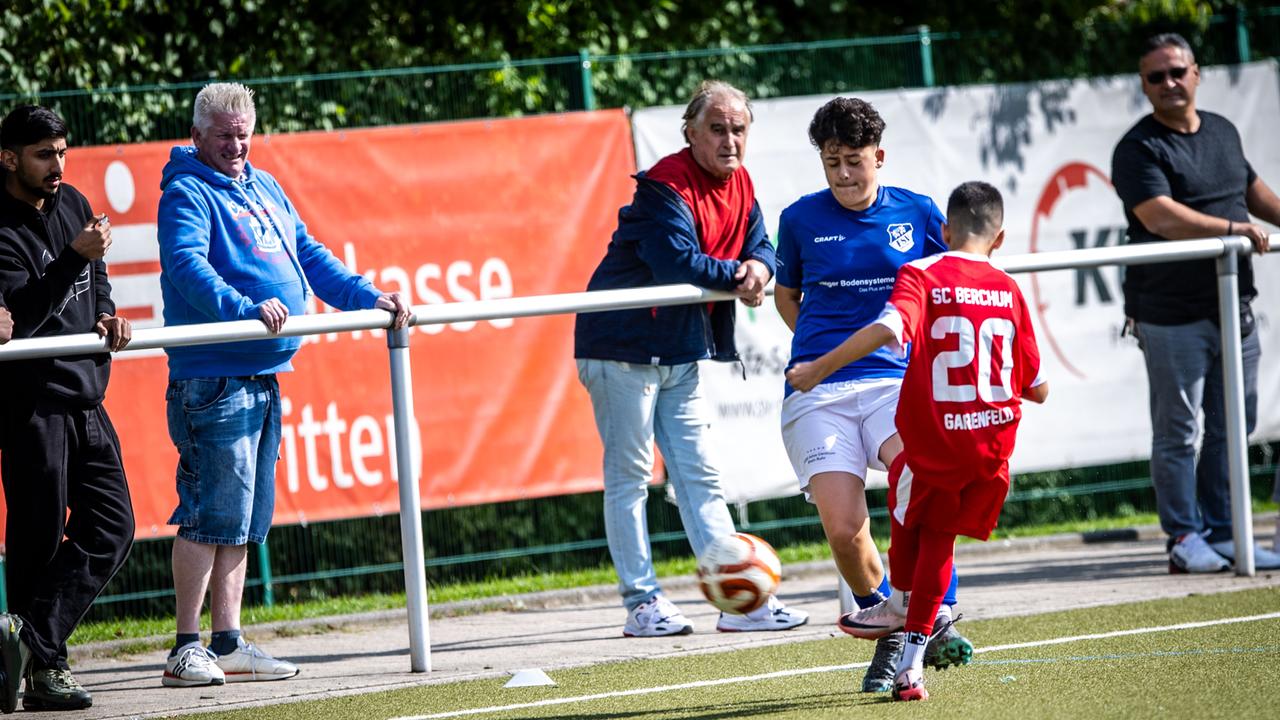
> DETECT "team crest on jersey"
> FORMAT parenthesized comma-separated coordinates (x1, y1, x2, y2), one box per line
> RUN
(887, 223, 915, 252)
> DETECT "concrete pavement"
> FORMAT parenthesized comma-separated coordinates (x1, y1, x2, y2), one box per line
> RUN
(44, 516, 1280, 718)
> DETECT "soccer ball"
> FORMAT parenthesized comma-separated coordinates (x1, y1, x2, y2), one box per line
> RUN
(696, 532, 781, 614)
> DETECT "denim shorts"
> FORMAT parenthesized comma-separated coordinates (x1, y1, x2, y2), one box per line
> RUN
(165, 376, 282, 545)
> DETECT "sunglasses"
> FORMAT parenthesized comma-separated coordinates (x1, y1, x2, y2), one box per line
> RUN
(1145, 66, 1189, 84)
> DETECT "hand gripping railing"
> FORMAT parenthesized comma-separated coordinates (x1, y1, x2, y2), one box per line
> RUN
(0, 233, 1272, 671)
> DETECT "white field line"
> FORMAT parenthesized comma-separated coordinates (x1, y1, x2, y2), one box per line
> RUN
(393, 611, 1280, 720)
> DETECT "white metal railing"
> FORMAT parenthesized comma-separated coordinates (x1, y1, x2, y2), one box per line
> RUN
(0, 233, 1272, 672)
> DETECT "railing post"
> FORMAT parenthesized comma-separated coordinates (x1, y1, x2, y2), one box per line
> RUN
(1216, 239, 1254, 577)
(917, 25, 935, 87)
(1235, 6, 1251, 64)
(578, 49, 596, 111)
(256, 541, 275, 607)
(837, 576, 855, 615)
(388, 324, 431, 672)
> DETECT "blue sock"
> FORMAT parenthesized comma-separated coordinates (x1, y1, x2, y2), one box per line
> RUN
(170, 632, 200, 657)
(942, 566, 959, 606)
(853, 574, 893, 609)
(210, 629, 242, 656)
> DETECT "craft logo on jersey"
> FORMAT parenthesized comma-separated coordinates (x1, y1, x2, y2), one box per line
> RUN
(887, 223, 914, 252)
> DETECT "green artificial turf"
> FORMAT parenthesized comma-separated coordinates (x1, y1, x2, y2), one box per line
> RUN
(190, 586, 1280, 720)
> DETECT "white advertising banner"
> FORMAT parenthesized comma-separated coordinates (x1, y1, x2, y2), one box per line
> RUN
(633, 62, 1280, 504)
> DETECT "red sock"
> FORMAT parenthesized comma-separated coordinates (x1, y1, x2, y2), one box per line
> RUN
(905, 526, 957, 635)
(886, 515, 918, 597)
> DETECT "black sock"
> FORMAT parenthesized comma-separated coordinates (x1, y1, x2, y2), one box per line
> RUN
(210, 629, 242, 656)
(170, 632, 201, 657)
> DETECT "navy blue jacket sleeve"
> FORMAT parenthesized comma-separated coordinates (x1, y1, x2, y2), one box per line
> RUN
(741, 201, 775, 275)
(629, 181, 742, 291)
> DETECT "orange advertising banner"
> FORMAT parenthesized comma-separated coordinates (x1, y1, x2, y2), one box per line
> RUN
(0, 111, 636, 541)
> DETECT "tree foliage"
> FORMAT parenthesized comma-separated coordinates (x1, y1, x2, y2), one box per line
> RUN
(0, 1, 1266, 144)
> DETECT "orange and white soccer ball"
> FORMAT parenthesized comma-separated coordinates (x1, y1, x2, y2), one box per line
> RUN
(696, 532, 781, 614)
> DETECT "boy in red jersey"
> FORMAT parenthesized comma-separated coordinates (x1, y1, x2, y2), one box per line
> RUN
(786, 181, 1049, 701)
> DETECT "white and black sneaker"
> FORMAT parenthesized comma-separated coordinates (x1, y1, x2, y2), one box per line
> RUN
(215, 637, 299, 682)
(622, 596, 693, 637)
(163, 642, 225, 687)
(1168, 531, 1230, 574)
(1207, 539, 1280, 570)
(716, 595, 809, 632)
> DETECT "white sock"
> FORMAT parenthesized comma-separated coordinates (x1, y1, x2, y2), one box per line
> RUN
(889, 587, 910, 614)
(936, 603, 953, 623)
(898, 631, 928, 675)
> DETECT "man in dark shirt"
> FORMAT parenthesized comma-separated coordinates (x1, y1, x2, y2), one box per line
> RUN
(1111, 33, 1280, 573)
(0, 106, 134, 712)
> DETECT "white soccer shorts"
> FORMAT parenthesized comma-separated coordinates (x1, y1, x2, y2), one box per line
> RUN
(780, 376, 901, 498)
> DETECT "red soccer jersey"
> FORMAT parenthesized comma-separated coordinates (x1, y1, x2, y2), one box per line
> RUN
(876, 251, 1043, 484)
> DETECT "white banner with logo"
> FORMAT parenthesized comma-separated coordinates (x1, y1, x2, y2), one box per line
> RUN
(633, 62, 1280, 503)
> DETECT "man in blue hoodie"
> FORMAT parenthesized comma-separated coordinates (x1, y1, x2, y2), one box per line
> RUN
(156, 83, 409, 688)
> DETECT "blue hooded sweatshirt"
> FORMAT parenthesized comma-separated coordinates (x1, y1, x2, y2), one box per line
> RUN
(158, 146, 382, 380)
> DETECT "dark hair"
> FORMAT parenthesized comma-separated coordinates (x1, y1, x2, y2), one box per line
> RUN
(946, 181, 1004, 238)
(808, 97, 885, 151)
(0, 105, 68, 151)
(1142, 32, 1195, 63)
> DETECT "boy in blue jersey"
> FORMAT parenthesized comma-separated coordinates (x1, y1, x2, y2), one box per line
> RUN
(774, 97, 970, 692)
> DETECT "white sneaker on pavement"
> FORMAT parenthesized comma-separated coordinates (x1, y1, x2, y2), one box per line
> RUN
(1169, 531, 1230, 573)
(1208, 539, 1280, 570)
(214, 637, 299, 682)
(716, 595, 810, 632)
(162, 642, 225, 688)
(622, 595, 694, 637)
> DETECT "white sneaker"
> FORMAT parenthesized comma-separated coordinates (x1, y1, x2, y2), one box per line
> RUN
(716, 595, 810, 632)
(1208, 539, 1280, 570)
(1169, 531, 1230, 573)
(214, 638, 299, 682)
(838, 592, 908, 640)
(622, 596, 693, 637)
(162, 642, 225, 687)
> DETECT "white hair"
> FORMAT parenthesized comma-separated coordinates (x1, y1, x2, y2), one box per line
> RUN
(681, 80, 752, 143)
(193, 82, 256, 132)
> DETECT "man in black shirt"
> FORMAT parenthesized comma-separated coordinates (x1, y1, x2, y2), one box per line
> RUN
(0, 106, 135, 712)
(1112, 33, 1280, 573)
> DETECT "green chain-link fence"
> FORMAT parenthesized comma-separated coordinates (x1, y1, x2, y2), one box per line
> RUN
(3, 10, 1277, 146)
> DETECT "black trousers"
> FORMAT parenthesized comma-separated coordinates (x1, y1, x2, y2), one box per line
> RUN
(0, 398, 134, 670)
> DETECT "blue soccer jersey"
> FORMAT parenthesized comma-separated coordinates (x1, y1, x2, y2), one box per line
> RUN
(776, 185, 946, 389)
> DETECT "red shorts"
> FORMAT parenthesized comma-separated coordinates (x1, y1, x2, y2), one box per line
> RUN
(886, 454, 1010, 541)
